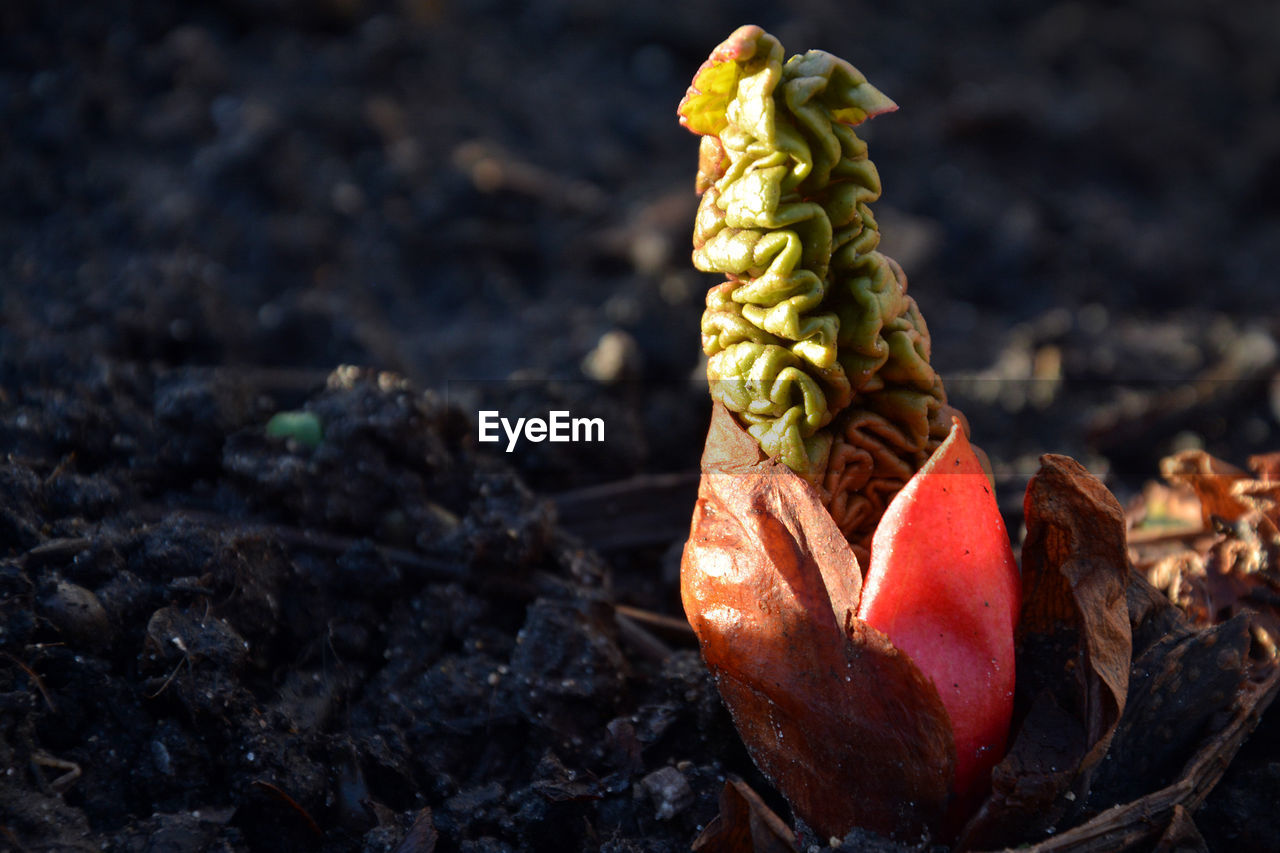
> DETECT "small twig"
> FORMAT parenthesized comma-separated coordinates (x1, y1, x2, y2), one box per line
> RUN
(553, 473, 699, 551)
(251, 779, 324, 838)
(1, 652, 56, 713)
(614, 610, 674, 661)
(268, 523, 464, 579)
(138, 504, 465, 580)
(1125, 524, 1206, 547)
(144, 649, 191, 700)
(44, 452, 76, 484)
(614, 603, 695, 642)
(31, 750, 81, 794)
(166, 581, 216, 596)
(19, 537, 91, 569)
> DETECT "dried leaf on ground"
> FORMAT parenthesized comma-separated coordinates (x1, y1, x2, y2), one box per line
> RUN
(1160, 450, 1250, 528)
(1133, 448, 1280, 655)
(959, 454, 1131, 848)
(692, 778, 797, 853)
(972, 448, 1280, 853)
(1086, 614, 1252, 807)
(1006, 662, 1280, 853)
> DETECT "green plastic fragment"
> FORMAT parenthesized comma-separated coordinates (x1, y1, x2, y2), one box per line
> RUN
(266, 410, 323, 449)
(679, 25, 954, 514)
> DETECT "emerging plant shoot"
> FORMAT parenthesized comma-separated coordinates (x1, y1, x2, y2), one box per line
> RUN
(679, 25, 1020, 840)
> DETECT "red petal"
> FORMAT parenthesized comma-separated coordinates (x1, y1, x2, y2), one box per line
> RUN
(858, 419, 1020, 800)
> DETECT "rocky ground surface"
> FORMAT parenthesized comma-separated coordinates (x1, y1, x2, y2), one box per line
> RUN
(3, 1, 1280, 850)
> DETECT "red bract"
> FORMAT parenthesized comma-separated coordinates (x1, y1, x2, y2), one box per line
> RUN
(682, 405, 1019, 840)
(859, 420, 1019, 803)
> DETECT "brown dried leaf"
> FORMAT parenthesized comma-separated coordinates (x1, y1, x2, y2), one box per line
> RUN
(1203, 523, 1280, 654)
(1139, 447, 1280, 653)
(1086, 614, 1252, 807)
(1019, 455, 1132, 760)
(1231, 479, 1280, 529)
(956, 450, 1280, 852)
(1247, 452, 1280, 482)
(1004, 662, 1280, 853)
(1145, 552, 1212, 626)
(1126, 568, 1191, 659)
(692, 779, 797, 853)
(394, 808, 438, 853)
(1160, 450, 1249, 527)
(682, 404, 954, 841)
(959, 455, 1131, 848)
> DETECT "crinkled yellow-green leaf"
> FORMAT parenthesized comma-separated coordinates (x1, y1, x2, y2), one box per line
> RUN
(679, 26, 948, 480)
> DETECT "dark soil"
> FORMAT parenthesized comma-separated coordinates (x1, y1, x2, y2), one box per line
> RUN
(2, 1, 1280, 850)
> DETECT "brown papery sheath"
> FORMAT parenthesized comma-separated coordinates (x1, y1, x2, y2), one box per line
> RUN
(681, 402, 956, 841)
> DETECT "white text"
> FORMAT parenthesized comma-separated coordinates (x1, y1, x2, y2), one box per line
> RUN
(477, 410, 605, 452)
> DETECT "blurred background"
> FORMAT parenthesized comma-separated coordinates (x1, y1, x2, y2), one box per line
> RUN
(5, 0, 1280, 509)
